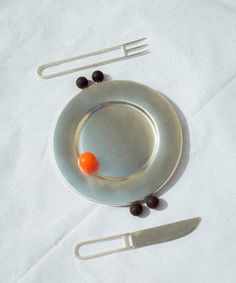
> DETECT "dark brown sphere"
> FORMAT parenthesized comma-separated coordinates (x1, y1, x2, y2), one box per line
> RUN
(76, 77, 88, 89)
(92, 70, 104, 83)
(146, 196, 159, 209)
(130, 203, 143, 216)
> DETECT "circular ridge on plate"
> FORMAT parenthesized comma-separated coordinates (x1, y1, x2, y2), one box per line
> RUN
(74, 101, 159, 180)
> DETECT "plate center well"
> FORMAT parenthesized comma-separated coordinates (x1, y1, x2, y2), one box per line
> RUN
(75, 102, 158, 179)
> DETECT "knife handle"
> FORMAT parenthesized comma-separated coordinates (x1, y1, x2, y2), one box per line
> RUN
(74, 233, 133, 260)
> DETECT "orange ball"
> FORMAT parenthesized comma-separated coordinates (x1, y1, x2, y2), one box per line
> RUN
(78, 152, 99, 175)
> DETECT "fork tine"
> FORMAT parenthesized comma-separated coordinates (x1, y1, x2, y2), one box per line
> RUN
(126, 50, 151, 58)
(125, 44, 148, 54)
(124, 37, 146, 47)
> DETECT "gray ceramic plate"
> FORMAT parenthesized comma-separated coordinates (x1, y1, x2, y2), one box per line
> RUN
(53, 80, 183, 206)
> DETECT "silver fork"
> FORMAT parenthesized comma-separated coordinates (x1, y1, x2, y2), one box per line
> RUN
(37, 38, 150, 79)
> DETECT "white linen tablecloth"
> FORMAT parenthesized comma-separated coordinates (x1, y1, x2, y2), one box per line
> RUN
(1, 0, 236, 282)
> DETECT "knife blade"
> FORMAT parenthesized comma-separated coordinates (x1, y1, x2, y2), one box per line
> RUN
(74, 217, 201, 259)
(131, 217, 201, 248)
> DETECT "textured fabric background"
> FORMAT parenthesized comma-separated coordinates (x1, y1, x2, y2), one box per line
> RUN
(1, 1, 236, 282)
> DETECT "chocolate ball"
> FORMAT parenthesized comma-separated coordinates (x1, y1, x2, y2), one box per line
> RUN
(92, 70, 104, 83)
(146, 196, 159, 209)
(130, 203, 143, 216)
(76, 77, 88, 89)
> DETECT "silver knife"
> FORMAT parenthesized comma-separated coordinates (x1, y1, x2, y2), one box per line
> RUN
(74, 217, 201, 260)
